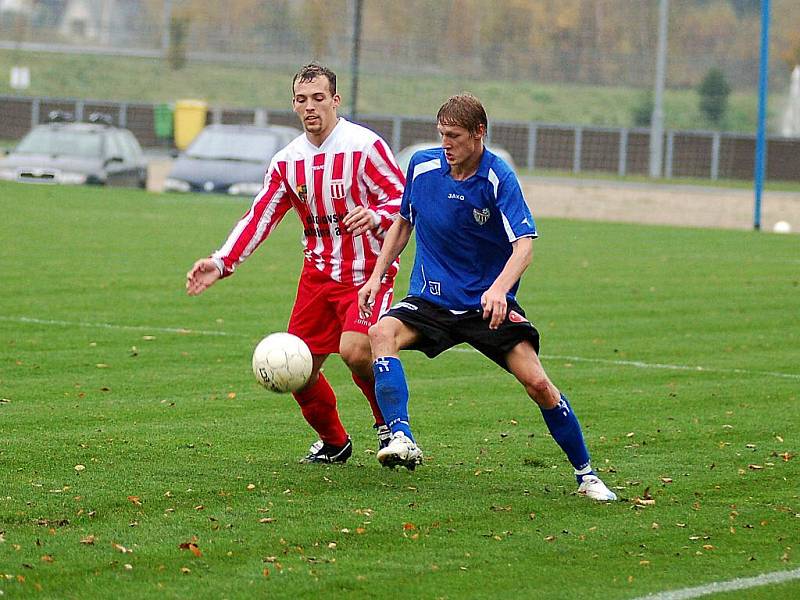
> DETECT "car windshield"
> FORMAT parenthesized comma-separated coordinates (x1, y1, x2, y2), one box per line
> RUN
(186, 130, 280, 162)
(15, 128, 102, 159)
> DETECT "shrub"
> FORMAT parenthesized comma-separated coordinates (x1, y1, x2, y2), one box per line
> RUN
(698, 67, 731, 126)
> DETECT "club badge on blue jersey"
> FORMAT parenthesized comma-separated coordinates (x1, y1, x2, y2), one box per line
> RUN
(473, 207, 490, 225)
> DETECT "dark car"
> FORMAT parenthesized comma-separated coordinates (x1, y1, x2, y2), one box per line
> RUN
(0, 114, 148, 188)
(163, 124, 301, 196)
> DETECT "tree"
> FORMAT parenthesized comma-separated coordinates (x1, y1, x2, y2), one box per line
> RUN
(698, 67, 731, 125)
(631, 91, 653, 127)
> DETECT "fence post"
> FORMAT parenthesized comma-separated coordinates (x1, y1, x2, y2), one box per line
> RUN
(573, 126, 582, 174)
(118, 103, 127, 128)
(665, 130, 674, 179)
(527, 124, 537, 172)
(710, 131, 720, 180)
(31, 97, 40, 126)
(618, 128, 628, 177)
(392, 116, 402, 153)
(74, 99, 84, 122)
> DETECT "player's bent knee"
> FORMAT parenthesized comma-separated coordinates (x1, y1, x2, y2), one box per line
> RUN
(368, 320, 399, 356)
(520, 375, 557, 406)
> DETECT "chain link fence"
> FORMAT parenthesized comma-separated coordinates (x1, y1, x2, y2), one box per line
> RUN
(4, 92, 799, 182)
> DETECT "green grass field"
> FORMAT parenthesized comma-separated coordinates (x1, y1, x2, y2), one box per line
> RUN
(0, 49, 775, 132)
(1, 182, 798, 599)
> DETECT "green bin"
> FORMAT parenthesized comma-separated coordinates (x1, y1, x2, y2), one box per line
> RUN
(153, 103, 174, 140)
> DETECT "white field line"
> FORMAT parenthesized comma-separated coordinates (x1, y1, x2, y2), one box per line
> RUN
(3, 315, 799, 381)
(630, 567, 800, 600)
(447, 348, 800, 380)
(0, 315, 246, 337)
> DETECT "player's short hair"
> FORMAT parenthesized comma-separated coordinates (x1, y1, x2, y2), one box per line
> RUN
(437, 93, 487, 136)
(292, 63, 337, 96)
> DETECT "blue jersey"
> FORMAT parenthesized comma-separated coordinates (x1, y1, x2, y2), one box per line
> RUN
(400, 147, 537, 310)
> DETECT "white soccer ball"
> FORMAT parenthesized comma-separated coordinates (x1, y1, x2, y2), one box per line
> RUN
(772, 220, 792, 234)
(252, 332, 313, 393)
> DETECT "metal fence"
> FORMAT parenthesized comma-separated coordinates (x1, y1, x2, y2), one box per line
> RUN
(3, 93, 799, 182)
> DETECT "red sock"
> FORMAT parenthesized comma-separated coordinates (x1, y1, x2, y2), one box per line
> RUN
(351, 373, 385, 426)
(292, 373, 348, 446)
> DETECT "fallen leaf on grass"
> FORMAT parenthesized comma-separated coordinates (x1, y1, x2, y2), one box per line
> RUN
(259, 518, 276, 524)
(40, 555, 54, 562)
(179, 542, 202, 557)
(403, 523, 416, 531)
(660, 477, 673, 484)
(74, 465, 86, 472)
(79, 535, 96, 545)
(748, 464, 764, 470)
(112, 542, 132, 554)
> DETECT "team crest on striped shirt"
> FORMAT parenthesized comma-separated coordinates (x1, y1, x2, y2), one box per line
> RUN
(473, 207, 490, 225)
(296, 184, 308, 202)
(330, 179, 346, 200)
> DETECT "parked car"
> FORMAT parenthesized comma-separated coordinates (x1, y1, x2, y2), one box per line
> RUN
(394, 141, 517, 175)
(163, 124, 301, 196)
(0, 113, 147, 188)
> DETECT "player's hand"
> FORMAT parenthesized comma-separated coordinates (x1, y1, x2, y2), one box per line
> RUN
(343, 207, 379, 236)
(480, 287, 508, 330)
(358, 278, 381, 319)
(186, 258, 221, 296)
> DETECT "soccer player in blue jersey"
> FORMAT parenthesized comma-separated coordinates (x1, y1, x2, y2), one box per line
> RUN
(357, 93, 616, 501)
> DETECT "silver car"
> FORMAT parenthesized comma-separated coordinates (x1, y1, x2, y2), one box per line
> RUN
(394, 141, 517, 175)
(0, 117, 147, 188)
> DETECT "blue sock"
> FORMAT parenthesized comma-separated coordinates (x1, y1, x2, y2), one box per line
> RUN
(373, 356, 414, 442)
(540, 394, 591, 481)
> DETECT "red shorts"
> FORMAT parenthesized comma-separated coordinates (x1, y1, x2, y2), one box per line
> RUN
(287, 263, 394, 355)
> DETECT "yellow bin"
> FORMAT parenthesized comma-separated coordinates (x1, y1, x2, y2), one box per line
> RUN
(174, 99, 208, 149)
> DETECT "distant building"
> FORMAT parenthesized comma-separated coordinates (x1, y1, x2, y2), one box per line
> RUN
(0, 0, 33, 15)
(58, 0, 146, 45)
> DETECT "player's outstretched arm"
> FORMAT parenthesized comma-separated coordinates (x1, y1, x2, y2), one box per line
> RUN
(186, 258, 222, 296)
(358, 217, 413, 317)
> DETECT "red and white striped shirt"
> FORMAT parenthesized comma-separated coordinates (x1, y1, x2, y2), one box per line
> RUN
(212, 118, 405, 286)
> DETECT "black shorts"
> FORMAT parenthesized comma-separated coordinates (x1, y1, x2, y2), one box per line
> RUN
(381, 296, 540, 371)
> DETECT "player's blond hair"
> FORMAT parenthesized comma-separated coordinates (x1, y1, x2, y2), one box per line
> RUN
(437, 93, 487, 136)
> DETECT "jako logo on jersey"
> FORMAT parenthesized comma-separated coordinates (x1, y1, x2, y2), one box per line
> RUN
(448, 193, 465, 201)
(296, 184, 308, 202)
(473, 208, 490, 225)
(330, 180, 346, 200)
(508, 310, 528, 324)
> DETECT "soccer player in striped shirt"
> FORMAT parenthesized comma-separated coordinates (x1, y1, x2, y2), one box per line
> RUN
(358, 94, 616, 500)
(186, 64, 405, 463)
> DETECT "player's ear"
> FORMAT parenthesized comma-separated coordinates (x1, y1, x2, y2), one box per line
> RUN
(332, 93, 341, 109)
